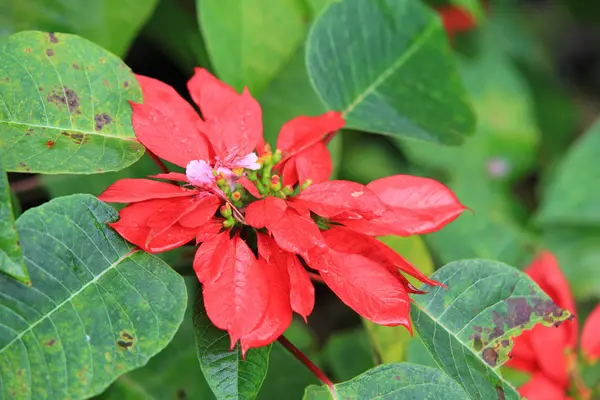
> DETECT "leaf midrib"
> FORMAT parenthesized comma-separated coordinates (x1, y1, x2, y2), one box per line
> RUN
(341, 21, 436, 117)
(0, 119, 136, 140)
(0, 248, 139, 355)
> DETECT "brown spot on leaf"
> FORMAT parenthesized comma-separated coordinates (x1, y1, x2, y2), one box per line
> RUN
(123, 81, 129, 88)
(4, 77, 8, 82)
(496, 386, 505, 400)
(117, 330, 135, 350)
(117, 340, 133, 349)
(46, 140, 55, 149)
(60, 131, 86, 145)
(176, 389, 187, 399)
(38, 86, 43, 91)
(47, 87, 80, 113)
(17, 370, 22, 376)
(120, 330, 134, 341)
(48, 32, 58, 43)
(64, 87, 80, 112)
(24, 48, 31, 53)
(102, 78, 109, 87)
(94, 113, 112, 131)
(501, 340, 510, 347)
(19, 162, 26, 167)
(45, 339, 56, 347)
(99, 57, 107, 64)
(482, 348, 498, 367)
(46, 49, 54, 57)
(72, 63, 80, 70)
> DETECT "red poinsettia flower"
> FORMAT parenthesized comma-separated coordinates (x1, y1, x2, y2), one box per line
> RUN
(434, 1, 488, 41)
(508, 251, 600, 400)
(99, 68, 466, 353)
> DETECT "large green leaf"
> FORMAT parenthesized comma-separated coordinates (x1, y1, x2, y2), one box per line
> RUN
(0, 194, 187, 399)
(303, 363, 469, 399)
(193, 291, 271, 400)
(537, 117, 600, 226)
(411, 259, 572, 399)
(0, 0, 158, 56)
(306, 0, 475, 144)
(0, 152, 28, 283)
(198, 0, 308, 96)
(96, 279, 212, 400)
(0, 31, 144, 174)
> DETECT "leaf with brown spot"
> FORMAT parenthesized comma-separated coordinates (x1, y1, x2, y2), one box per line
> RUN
(0, 31, 144, 174)
(411, 259, 571, 399)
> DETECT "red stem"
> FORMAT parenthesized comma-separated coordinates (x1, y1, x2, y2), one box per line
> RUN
(148, 151, 170, 174)
(277, 336, 336, 397)
(307, 272, 326, 284)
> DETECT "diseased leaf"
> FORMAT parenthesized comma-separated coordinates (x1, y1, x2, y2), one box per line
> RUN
(303, 363, 469, 399)
(411, 259, 572, 399)
(0, 152, 28, 283)
(306, 0, 475, 144)
(193, 290, 271, 400)
(0, 194, 187, 399)
(198, 0, 308, 96)
(0, 0, 158, 56)
(0, 31, 144, 174)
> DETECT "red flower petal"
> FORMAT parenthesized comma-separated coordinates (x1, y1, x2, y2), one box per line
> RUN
(268, 207, 326, 259)
(581, 304, 600, 362)
(352, 175, 466, 235)
(245, 196, 287, 229)
(132, 75, 211, 167)
(519, 373, 569, 400)
(240, 234, 292, 354)
(149, 172, 189, 182)
(194, 231, 230, 283)
(322, 227, 441, 287)
(99, 179, 195, 203)
(202, 235, 270, 346)
(525, 251, 578, 347)
(312, 249, 411, 328)
(196, 219, 224, 244)
(280, 158, 299, 188)
(187, 69, 263, 157)
(293, 180, 386, 219)
(294, 142, 332, 186)
(436, 5, 477, 37)
(179, 195, 222, 228)
(506, 330, 538, 373)
(238, 176, 262, 198)
(529, 324, 571, 389)
(276, 111, 344, 152)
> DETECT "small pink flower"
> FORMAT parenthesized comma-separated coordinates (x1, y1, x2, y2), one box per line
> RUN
(186, 160, 215, 187)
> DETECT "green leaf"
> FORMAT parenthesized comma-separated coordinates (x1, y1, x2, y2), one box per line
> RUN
(0, 31, 144, 174)
(306, 0, 475, 144)
(0, 152, 28, 283)
(0, 0, 159, 56)
(303, 363, 469, 399)
(260, 320, 321, 399)
(0, 194, 187, 399)
(411, 259, 572, 399)
(97, 279, 213, 400)
(363, 236, 432, 364)
(537, 117, 600, 226)
(322, 329, 374, 382)
(198, 0, 308, 96)
(193, 290, 271, 400)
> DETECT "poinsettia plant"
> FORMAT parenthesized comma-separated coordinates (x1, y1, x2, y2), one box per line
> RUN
(1, 0, 600, 399)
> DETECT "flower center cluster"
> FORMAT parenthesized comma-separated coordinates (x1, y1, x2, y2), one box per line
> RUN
(186, 145, 310, 229)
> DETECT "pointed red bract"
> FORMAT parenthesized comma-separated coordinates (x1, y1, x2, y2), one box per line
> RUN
(277, 111, 344, 152)
(518, 373, 569, 400)
(294, 142, 332, 185)
(293, 180, 386, 219)
(178, 195, 222, 228)
(267, 207, 326, 258)
(132, 75, 211, 167)
(99, 179, 195, 203)
(245, 196, 287, 229)
(187, 68, 240, 121)
(150, 172, 189, 182)
(201, 235, 269, 346)
(195, 219, 223, 243)
(311, 249, 411, 328)
(581, 304, 600, 362)
(238, 176, 262, 198)
(286, 253, 315, 320)
(194, 231, 230, 283)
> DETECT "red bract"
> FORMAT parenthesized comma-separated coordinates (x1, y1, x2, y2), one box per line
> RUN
(434, 2, 487, 41)
(99, 69, 466, 353)
(508, 251, 600, 400)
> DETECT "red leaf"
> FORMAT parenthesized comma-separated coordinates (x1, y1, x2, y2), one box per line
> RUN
(313, 249, 411, 328)
(196, 219, 224, 243)
(529, 324, 571, 389)
(238, 176, 262, 198)
(268, 207, 326, 258)
(179, 195, 222, 228)
(149, 172, 190, 182)
(194, 231, 230, 283)
(518, 373, 570, 400)
(525, 251, 577, 347)
(344, 175, 466, 236)
(436, 5, 478, 38)
(245, 196, 287, 229)
(294, 142, 332, 186)
(187, 69, 263, 157)
(132, 75, 211, 167)
(99, 179, 195, 203)
(322, 227, 441, 287)
(280, 158, 299, 188)
(145, 224, 197, 253)
(581, 304, 600, 362)
(202, 235, 270, 346)
(293, 180, 386, 219)
(240, 234, 292, 353)
(277, 111, 344, 152)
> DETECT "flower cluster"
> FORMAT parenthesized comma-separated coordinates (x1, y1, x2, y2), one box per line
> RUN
(99, 69, 466, 353)
(509, 251, 600, 400)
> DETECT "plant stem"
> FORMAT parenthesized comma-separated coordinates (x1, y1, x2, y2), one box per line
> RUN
(307, 272, 326, 284)
(148, 151, 170, 174)
(277, 336, 336, 398)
